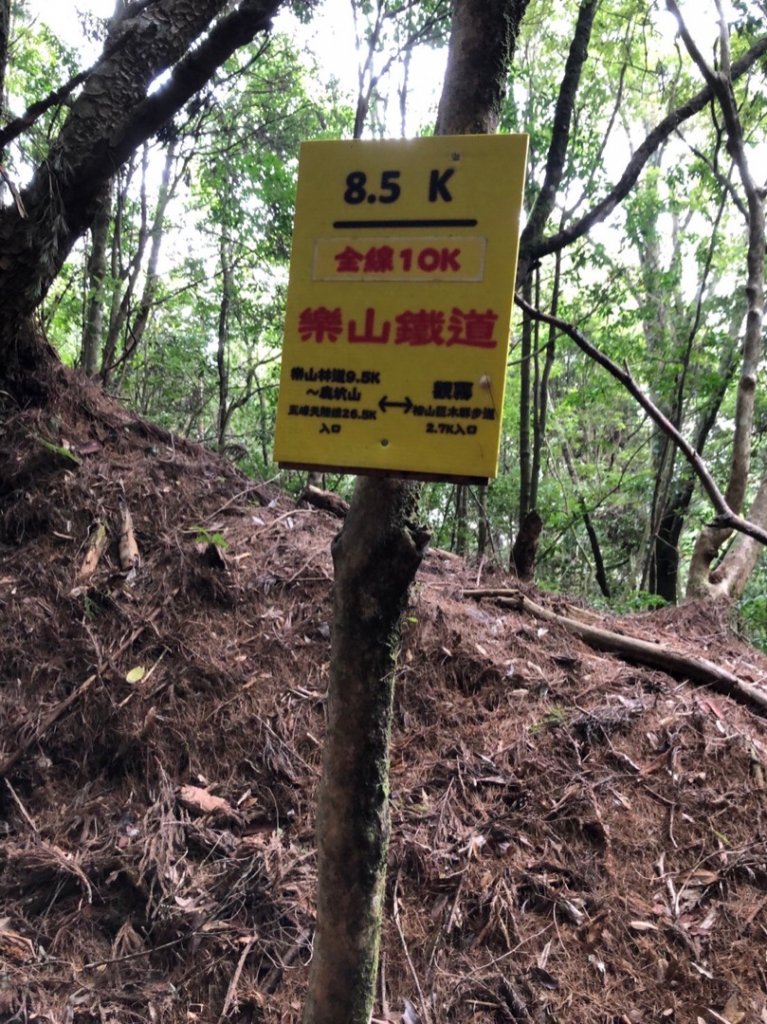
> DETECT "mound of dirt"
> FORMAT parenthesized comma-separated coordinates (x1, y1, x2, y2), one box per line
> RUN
(1, 381, 767, 1024)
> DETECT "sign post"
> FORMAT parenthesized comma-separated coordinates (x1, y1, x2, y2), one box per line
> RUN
(274, 134, 528, 484)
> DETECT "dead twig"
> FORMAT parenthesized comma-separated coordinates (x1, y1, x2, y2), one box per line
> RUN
(0, 675, 97, 779)
(4, 778, 38, 833)
(218, 932, 257, 1023)
(393, 869, 432, 1024)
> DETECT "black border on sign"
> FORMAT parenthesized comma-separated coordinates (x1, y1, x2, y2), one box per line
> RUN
(278, 462, 489, 486)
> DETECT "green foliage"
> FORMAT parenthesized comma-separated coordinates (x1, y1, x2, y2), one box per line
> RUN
(14, 0, 767, 618)
(192, 527, 229, 550)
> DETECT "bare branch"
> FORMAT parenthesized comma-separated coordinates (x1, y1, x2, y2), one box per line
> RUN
(529, 31, 767, 262)
(514, 294, 767, 548)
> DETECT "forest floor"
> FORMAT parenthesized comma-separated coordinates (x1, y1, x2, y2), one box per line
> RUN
(1, 378, 767, 1024)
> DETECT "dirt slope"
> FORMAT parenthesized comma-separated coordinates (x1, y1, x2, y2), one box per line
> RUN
(1, 384, 766, 1024)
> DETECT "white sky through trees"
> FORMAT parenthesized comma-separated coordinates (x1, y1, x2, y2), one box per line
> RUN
(25, 0, 445, 138)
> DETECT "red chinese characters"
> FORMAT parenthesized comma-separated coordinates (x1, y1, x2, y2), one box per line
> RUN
(298, 306, 498, 347)
(334, 245, 461, 275)
(298, 306, 343, 342)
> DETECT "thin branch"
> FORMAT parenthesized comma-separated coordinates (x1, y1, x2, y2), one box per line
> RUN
(530, 31, 767, 262)
(521, 0, 599, 248)
(514, 295, 767, 548)
(679, 133, 748, 222)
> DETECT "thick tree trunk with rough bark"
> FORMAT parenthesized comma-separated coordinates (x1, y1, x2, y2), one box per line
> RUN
(0, 0, 283, 399)
(436, 0, 530, 135)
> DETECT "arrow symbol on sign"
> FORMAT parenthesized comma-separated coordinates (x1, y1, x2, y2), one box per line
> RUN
(378, 395, 413, 413)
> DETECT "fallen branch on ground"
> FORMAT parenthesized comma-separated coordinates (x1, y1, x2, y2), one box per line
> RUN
(468, 588, 767, 715)
(299, 484, 349, 518)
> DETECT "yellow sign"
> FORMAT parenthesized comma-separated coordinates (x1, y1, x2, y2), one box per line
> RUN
(274, 134, 528, 483)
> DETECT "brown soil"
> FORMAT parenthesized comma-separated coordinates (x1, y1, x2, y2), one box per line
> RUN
(1, 378, 767, 1024)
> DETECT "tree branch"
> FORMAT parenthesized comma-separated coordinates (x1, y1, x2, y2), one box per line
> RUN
(529, 31, 767, 262)
(0, 0, 284, 321)
(521, 0, 599, 248)
(514, 295, 767, 548)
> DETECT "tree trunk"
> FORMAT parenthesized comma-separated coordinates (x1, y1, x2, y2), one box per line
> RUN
(511, 509, 542, 581)
(477, 485, 489, 557)
(302, 479, 427, 1024)
(562, 444, 610, 597)
(706, 475, 767, 601)
(454, 483, 469, 556)
(0, 0, 10, 119)
(673, 2, 766, 601)
(81, 183, 112, 376)
(303, 3, 529, 1021)
(112, 137, 178, 389)
(530, 253, 559, 512)
(0, 0, 283, 400)
(518, 276, 533, 523)
(216, 227, 234, 452)
(435, 0, 530, 135)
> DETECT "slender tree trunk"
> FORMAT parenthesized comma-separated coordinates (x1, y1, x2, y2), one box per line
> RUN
(454, 484, 469, 556)
(216, 228, 234, 452)
(113, 137, 178, 390)
(477, 485, 489, 557)
(102, 150, 151, 384)
(518, 276, 532, 522)
(530, 253, 559, 512)
(302, 479, 427, 1024)
(81, 183, 112, 376)
(562, 444, 610, 597)
(675, 1, 766, 600)
(0, 0, 10, 117)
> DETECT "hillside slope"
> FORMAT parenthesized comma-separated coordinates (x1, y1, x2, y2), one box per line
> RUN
(1, 384, 766, 1024)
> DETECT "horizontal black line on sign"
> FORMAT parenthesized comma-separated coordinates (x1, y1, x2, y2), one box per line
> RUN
(332, 218, 479, 229)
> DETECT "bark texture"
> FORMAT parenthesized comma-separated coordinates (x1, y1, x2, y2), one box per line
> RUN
(435, 0, 530, 135)
(0, 0, 283, 396)
(302, 478, 427, 1024)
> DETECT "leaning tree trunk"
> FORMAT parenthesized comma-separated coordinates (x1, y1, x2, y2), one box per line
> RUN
(302, 3, 531, 1022)
(0, 0, 283, 401)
